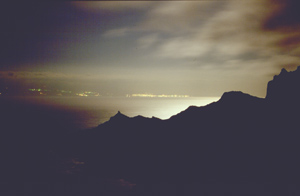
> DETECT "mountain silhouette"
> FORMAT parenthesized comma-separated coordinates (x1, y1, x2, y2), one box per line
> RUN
(266, 67, 300, 104)
(54, 66, 300, 190)
(3, 67, 300, 195)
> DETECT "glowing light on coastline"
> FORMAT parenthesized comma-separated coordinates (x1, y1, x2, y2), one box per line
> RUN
(75, 91, 100, 97)
(29, 88, 42, 92)
(24, 89, 190, 98)
(76, 93, 88, 97)
(127, 94, 190, 98)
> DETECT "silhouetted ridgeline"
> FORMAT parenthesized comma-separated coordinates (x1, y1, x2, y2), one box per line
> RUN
(56, 66, 300, 186)
(2, 67, 300, 195)
(266, 66, 300, 104)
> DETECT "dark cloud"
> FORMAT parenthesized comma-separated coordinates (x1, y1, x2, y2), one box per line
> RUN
(278, 35, 300, 51)
(0, 2, 114, 68)
(0, 2, 59, 65)
(263, 0, 300, 31)
(261, 0, 300, 64)
(0, 2, 75, 68)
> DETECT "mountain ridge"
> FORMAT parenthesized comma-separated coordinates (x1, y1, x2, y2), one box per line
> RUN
(104, 66, 298, 124)
(266, 66, 300, 104)
(59, 66, 300, 185)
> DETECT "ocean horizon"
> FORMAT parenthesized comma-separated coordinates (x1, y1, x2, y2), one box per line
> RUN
(0, 96, 220, 130)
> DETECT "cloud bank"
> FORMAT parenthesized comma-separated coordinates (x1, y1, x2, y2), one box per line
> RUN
(101, 0, 300, 71)
(2, 1, 300, 97)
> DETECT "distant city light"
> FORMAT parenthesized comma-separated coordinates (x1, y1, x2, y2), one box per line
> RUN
(127, 94, 190, 98)
(75, 91, 100, 97)
(28, 88, 49, 92)
(23, 89, 190, 98)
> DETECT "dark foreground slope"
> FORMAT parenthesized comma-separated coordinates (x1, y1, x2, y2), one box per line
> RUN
(2, 67, 300, 195)
(58, 67, 300, 186)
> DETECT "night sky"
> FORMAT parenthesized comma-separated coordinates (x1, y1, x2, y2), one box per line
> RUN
(1, 1, 300, 97)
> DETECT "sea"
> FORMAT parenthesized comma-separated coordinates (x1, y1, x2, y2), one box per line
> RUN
(0, 96, 219, 131)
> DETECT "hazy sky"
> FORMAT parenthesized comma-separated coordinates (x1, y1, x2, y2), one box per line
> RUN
(1, 0, 300, 97)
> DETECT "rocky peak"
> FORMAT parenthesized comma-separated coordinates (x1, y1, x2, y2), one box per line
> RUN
(266, 66, 300, 104)
(220, 91, 250, 100)
(219, 91, 261, 105)
(109, 111, 129, 122)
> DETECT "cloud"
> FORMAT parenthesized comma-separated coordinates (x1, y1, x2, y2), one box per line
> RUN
(72, 1, 152, 12)
(137, 1, 220, 34)
(261, 0, 300, 58)
(137, 34, 160, 49)
(101, 1, 299, 66)
(62, 1, 300, 97)
(136, 1, 300, 71)
(0, 69, 152, 83)
(153, 1, 271, 57)
(0, 71, 93, 80)
(154, 36, 212, 59)
(103, 28, 131, 37)
(102, 1, 219, 38)
(263, 0, 300, 31)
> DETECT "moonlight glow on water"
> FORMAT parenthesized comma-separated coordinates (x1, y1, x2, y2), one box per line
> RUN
(1, 96, 219, 130)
